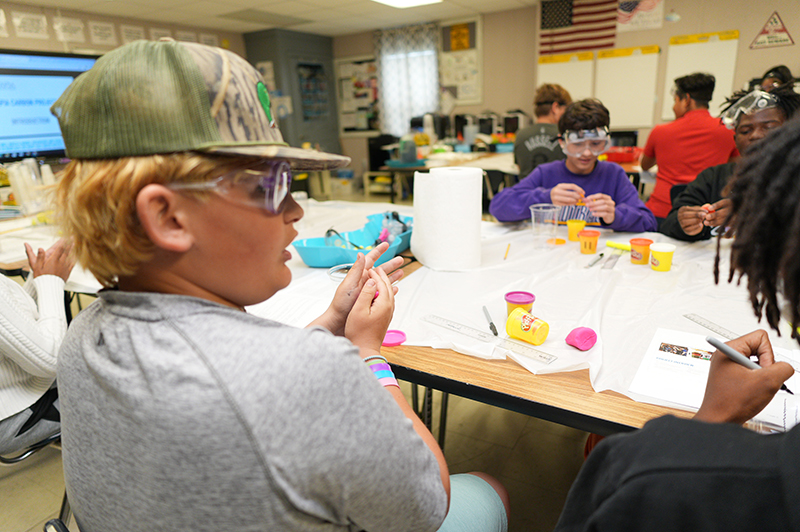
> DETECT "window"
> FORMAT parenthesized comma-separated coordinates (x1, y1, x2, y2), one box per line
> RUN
(374, 23, 439, 137)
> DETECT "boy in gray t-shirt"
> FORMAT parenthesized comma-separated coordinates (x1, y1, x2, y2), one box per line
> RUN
(52, 40, 508, 531)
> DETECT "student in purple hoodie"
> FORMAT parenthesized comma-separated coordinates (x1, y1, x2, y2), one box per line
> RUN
(490, 98, 656, 233)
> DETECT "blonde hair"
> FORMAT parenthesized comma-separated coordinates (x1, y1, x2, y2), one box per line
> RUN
(56, 153, 258, 287)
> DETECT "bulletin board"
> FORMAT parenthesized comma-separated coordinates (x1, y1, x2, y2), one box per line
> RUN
(537, 52, 595, 102)
(660, 30, 739, 120)
(334, 55, 380, 137)
(440, 17, 482, 105)
(595, 46, 660, 128)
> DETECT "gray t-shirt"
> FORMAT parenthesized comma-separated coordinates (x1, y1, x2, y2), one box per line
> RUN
(513, 122, 564, 179)
(58, 291, 447, 531)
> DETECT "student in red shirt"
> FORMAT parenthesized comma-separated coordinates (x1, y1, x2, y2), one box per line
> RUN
(641, 73, 738, 221)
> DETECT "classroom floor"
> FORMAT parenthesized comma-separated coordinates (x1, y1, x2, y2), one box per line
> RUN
(0, 186, 589, 532)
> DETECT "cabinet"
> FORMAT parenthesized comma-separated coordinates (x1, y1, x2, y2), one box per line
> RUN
(244, 29, 341, 158)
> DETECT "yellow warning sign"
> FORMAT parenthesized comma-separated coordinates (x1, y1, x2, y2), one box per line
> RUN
(750, 11, 794, 49)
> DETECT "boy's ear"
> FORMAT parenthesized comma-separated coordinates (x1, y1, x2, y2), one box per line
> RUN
(136, 184, 194, 252)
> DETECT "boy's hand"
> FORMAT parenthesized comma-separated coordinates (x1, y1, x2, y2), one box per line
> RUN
(677, 206, 707, 235)
(585, 193, 615, 225)
(344, 268, 395, 352)
(310, 242, 403, 336)
(702, 198, 732, 228)
(694, 330, 794, 425)
(25, 238, 75, 281)
(550, 183, 585, 206)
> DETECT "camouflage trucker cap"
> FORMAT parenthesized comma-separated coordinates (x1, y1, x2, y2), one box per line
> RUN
(50, 39, 350, 171)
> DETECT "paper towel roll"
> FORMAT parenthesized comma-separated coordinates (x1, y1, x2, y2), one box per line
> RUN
(411, 166, 482, 271)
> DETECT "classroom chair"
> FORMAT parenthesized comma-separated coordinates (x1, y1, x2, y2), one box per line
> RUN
(670, 184, 689, 204)
(44, 518, 72, 532)
(0, 433, 73, 525)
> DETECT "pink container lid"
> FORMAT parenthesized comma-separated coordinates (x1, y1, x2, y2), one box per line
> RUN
(382, 330, 407, 347)
(504, 291, 536, 305)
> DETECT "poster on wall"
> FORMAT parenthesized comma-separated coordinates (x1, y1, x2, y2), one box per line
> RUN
(617, 0, 664, 33)
(175, 30, 197, 42)
(53, 17, 86, 43)
(121, 25, 145, 43)
(89, 21, 117, 46)
(335, 56, 380, 136)
(0, 10, 8, 38)
(12, 12, 49, 39)
(750, 12, 794, 49)
(149, 28, 172, 41)
(199, 33, 219, 47)
(439, 19, 482, 105)
(256, 61, 276, 92)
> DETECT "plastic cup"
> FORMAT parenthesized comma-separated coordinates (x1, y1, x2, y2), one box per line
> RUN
(529, 204, 561, 248)
(567, 219, 587, 241)
(505, 308, 549, 346)
(505, 291, 535, 316)
(630, 238, 654, 265)
(650, 243, 676, 271)
(578, 229, 600, 254)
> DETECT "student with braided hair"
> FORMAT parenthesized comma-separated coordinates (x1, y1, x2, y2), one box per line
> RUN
(555, 116, 800, 532)
(660, 83, 800, 241)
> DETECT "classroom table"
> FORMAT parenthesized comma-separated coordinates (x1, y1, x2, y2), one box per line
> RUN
(0, 218, 103, 294)
(248, 200, 797, 438)
(379, 152, 519, 203)
(380, 153, 645, 203)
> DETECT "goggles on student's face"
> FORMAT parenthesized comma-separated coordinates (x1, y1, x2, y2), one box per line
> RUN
(560, 127, 611, 156)
(720, 90, 780, 129)
(168, 160, 292, 214)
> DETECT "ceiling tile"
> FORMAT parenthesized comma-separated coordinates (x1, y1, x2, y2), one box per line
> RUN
(2, 0, 540, 37)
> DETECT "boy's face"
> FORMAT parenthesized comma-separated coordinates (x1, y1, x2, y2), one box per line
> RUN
(559, 129, 609, 175)
(563, 147, 598, 175)
(734, 107, 785, 153)
(673, 94, 689, 119)
(176, 177, 304, 308)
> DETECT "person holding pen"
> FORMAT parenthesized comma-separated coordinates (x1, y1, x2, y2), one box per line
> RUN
(555, 115, 800, 532)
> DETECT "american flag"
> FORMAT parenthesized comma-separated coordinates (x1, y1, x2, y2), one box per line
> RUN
(618, 0, 661, 24)
(540, 0, 617, 56)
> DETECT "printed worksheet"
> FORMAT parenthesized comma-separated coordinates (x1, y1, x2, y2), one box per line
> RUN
(629, 328, 800, 431)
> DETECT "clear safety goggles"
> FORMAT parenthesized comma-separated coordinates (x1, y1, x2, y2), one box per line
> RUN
(560, 127, 611, 156)
(168, 160, 292, 214)
(720, 90, 780, 129)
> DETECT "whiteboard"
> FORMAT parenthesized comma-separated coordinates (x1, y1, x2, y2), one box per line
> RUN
(537, 52, 594, 102)
(661, 31, 739, 120)
(595, 46, 659, 128)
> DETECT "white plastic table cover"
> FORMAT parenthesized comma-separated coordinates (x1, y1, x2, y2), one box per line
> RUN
(246, 199, 798, 406)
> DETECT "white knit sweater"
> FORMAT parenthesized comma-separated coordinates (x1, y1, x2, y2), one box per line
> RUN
(0, 273, 66, 419)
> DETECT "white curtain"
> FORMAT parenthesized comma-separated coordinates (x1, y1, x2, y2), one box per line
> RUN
(374, 23, 440, 138)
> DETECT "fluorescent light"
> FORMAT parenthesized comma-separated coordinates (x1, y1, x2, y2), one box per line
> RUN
(370, 0, 442, 8)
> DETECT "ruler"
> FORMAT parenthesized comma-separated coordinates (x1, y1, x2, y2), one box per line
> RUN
(602, 249, 623, 269)
(421, 314, 557, 365)
(683, 313, 738, 339)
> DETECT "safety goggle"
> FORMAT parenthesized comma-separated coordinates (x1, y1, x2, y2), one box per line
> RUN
(720, 90, 780, 129)
(168, 160, 292, 214)
(560, 127, 611, 156)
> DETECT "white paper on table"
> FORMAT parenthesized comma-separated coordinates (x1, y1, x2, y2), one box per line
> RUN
(629, 328, 800, 431)
(628, 328, 715, 411)
(247, 269, 337, 328)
